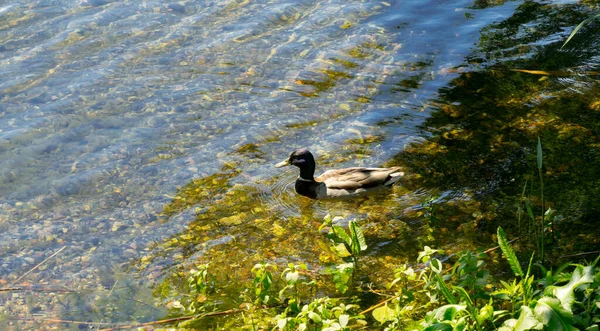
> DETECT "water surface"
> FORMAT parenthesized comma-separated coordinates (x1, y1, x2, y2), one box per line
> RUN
(2, 0, 597, 329)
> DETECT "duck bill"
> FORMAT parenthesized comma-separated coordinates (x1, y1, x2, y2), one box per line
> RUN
(275, 159, 291, 168)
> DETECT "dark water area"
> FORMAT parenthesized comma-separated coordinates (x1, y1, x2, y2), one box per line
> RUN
(1, 0, 599, 329)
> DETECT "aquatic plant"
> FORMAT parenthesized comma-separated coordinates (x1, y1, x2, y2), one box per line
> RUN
(319, 215, 368, 293)
(251, 262, 276, 306)
(185, 264, 215, 313)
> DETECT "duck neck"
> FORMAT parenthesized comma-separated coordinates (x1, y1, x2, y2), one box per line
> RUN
(298, 164, 315, 182)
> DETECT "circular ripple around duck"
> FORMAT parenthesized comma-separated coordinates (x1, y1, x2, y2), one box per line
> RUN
(259, 175, 302, 219)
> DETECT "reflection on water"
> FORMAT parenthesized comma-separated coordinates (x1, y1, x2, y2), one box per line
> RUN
(2, 0, 598, 328)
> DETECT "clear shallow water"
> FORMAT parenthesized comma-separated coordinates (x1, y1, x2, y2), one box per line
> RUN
(0, 0, 527, 327)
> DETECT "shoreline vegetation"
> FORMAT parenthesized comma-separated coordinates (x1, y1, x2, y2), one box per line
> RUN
(3, 216, 598, 330)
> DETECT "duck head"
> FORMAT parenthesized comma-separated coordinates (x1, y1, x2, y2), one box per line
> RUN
(275, 148, 317, 179)
(275, 148, 315, 168)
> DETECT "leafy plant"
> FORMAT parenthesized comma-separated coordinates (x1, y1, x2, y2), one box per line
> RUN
(324, 262, 354, 294)
(251, 262, 276, 306)
(495, 228, 598, 331)
(325, 217, 368, 266)
(372, 229, 600, 331)
(373, 264, 426, 330)
(452, 250, 490, 296)
(320, 215, 368, 293)
(185, 263, 215, 313)
(279, 263, 309, 314)
(274, 297, 365, 331)
(156, 217, 599, 330)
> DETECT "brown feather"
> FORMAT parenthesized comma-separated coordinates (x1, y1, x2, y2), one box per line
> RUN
(316, 167, 403, 190)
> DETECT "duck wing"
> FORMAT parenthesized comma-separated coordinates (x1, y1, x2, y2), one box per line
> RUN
(317, 167, 403, 190)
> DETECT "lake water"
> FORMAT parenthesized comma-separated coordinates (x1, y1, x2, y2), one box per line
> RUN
(2, 0, 597, 329)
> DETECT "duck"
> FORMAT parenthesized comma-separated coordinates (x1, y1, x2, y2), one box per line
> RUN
(275, 148, 404, 199)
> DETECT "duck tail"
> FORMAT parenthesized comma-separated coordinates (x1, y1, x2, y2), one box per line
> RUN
(384, 170, 404, 186)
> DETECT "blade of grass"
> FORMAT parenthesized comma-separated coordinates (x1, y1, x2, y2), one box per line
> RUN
(537, 137, 543, 170)
(537, 137, 546, 262)
(518, 180, 528, 234)
(561, 14, 600, 49)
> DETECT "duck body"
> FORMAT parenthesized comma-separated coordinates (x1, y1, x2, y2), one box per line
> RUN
(275, 148, 404, 199)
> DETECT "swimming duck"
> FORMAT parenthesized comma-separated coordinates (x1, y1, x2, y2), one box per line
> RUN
(275, 148, 404, 199)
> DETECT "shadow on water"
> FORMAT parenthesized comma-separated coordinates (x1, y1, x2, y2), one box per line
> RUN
(393, 1, 600, 257)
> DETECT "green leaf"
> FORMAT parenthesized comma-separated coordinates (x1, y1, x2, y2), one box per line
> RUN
(332, 243, 351, 257)
(278, 287, 287, 300)
(319, 214, 332, 231)
(308, 311, 321, 323)
(521, 180, 528, 196)
(435, 275, 456, 304)
(533, 297, 575, 331)
(537, 137, 543, 170)
(424, 323, 453, 331)
(349, 220, 368, 252)
(330, 263, 354, 293)
(277, 317, 288, 329)
(285, 270, 299, 284)
(551, 265, 594, 311)
(339, 314, 349, 327)
(431, 258, 443, 274)
(372, 304, 396, 323)
(455, 316, 467, 331)
(562, 21, 586, 48)
(452, 286, 473, 307)
(499, 319, 517, 331)
(511, 306, 543, 331)
(497, 227, 523, 277)
(263, 272, 273, 287)
(418, 246, 440, 263)
(432, 304, 466, 322)
(525, 252, 535, 280)
(331, 225, 352, 246)
(477, 301, 494, 323)
(526, 203, 535, 221)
